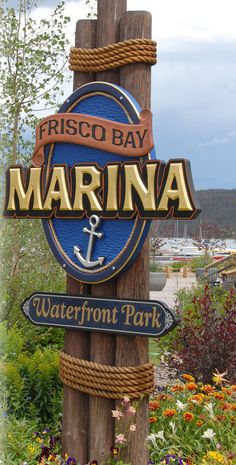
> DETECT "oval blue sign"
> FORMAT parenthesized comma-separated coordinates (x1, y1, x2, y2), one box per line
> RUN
(42, 82, 154, 283)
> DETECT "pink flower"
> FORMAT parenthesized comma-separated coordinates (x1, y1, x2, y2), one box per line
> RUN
(123, 396, 130, 404)
(129, 423, 136, 432)
(115, 434, 127, 445)
(127, 406, 136, 416)
(112, 409, 123, 420)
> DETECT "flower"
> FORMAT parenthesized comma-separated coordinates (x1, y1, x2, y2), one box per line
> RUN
(170, 421, 177, 434)
(149, 400, 160, 410)
(66, 457, 77, 465)
(155, 430, 165, 442)
(171, 385, 185, 392)
(202, 428, 216, 440)
(201, 384, 215, 395)
(89, 461, 98, 465)
(204, 402, 215, 418)
(176, 400, 187, 411)
(212, 369, 229, 386)
(129, 423, 136, 432)
(149, 416, 157, 423)
(163, 408, 177, 417)
(183, 412, 194, 422)
(201, 450, 228, 464)
(110, 447, 119, 456)
(162, 454, 187, 464)
(183, 374, 195, 382)
(186, 382, 198, 391)
(190, 393, 205, 404)
(127, 405, 136, 415)
(115, 433, 126, 445)
(111, 409, 123, 420)
(196, 420, 203, 427)
(123, 395, 130, 403)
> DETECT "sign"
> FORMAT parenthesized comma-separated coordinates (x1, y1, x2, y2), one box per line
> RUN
(22, 292, 178, 337)
(3, 81, 200, 283)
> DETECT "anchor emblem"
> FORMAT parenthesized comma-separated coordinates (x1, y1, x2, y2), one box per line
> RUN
(74, 215, 105, 268)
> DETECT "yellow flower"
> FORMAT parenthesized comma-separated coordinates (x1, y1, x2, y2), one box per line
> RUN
(183, 374, 195, 382)
(201, 450, 232, 464)
(212, 369, 229, 386)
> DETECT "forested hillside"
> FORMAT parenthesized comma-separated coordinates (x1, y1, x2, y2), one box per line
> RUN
(159, 189, 236, 238)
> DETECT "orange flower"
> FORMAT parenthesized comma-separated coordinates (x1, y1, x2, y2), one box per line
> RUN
(230, 404, 236, 411)
(171, 385, 185, 392)
(149, 401, 160, 411)
(163, 409, 176, 417)
(149, 416, 157, 423)
(221, 402, 231, 411)
(216, 414, 226, 422)
(231, 385, 236, 391)
(191, 393, 205, 403)
(196, 420, 203, 426)
(186, 382, 198, 392)
(230, 415, 235, 424)
(214, 392, 225, 400)
(183, 412, 194, 422)
(183, 374, 195, 382)
(201, 384, 215, 394)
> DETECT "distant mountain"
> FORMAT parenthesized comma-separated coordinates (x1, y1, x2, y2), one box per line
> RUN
(158, 189, 236, 238)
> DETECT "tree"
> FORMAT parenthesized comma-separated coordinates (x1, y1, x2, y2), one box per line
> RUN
(0, 0, 71, 333)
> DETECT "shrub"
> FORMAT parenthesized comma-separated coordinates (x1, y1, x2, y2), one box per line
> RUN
(173, 284, 236, 383)
(0, 322, 62, 423)
(189, 254, 212, 272)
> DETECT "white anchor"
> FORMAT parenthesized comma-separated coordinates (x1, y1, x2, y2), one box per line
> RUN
(74, 215, 105, 268)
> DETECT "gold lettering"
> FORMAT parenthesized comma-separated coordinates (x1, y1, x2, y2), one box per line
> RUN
(7, 167, 43, 211)
(133, 311, 144, 327)
(158, 162, 193, 211)
(112, 306, 118, 324)
(50, 304, 60, 319)
(101, 308, 112, 324)
(66, 305, 74, 320)
(121, 304, 135, 325)
(151, 307, 161, 328)
(43, 166, 72, 211)
(106, 164, 118, 211)
(123, 163, 157, 211)
(93, 308, 101, 323)
(73, 166, 102, 211)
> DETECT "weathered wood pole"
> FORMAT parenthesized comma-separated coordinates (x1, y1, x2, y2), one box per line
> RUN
(116, 11, 152, 465)
(89, 2, 127, 462)
(62, 19, 96, 464)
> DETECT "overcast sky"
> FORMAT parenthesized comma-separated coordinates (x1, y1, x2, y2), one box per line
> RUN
(7, 0, 236, 189)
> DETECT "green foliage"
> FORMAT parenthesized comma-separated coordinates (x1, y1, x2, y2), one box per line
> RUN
(171, 261, 188, 272)
(149, 262, 164, 272)
(0, 415, 40, 465)
(189, 253, 212, 271)
(0, 322, 62, 423)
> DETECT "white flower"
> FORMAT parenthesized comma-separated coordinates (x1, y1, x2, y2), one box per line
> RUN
(147, 431, 165, 444)
(176, 399, 187, 411)
(204, 402, 215, 418)
(112, 409, 123, 420)
(123, 395, 130, 403)
(147, 433, 158, 445)
(127, 405, 136, 415)
(202, 428, 216, 440)
(129, 423, 136, 432)
(170, 421, 177, 434)
(155, 430, 166, 442)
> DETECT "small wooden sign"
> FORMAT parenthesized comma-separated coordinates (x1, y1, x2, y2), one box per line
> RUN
(22, 292, 178, 337)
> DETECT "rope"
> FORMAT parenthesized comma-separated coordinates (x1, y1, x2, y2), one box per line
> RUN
(60, 351, 154, 399)
(69, 38, 157, 72)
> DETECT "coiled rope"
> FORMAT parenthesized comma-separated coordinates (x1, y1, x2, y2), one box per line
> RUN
(60, 351, 154, 399)
(69, 38, 157, 72)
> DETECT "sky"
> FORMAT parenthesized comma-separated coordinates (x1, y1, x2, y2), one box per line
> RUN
(7, 0, 236, 189)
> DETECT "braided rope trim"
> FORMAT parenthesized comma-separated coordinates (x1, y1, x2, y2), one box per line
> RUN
(60, 351, 154, 399)
(69, 38, 157, 72)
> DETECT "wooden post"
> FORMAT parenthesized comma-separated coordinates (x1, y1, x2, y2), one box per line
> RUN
(116, 11, 152, 465)
(62, 19, 96, 464)
(89, 2, 127, 462)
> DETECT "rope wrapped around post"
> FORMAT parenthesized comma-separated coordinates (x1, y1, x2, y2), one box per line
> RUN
(60, 351, 154, 399)
(69, 38, 157, 72)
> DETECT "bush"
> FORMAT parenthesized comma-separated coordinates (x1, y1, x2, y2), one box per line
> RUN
(0, 322, 62, 424)
(149, 262, 164, 272)
(189, 253, 212, 272)
(173, 284, 236, 383)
